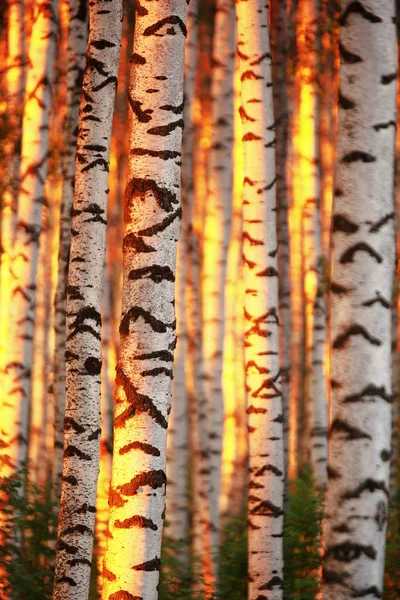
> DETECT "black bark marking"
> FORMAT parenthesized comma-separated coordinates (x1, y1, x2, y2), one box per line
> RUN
(141, 367, 173, 378)
(381, 72, 397, 85)
(61, 475, 78, 486)
(259, 576, 283, 590)
(342, 151, 376, 164)
(160, 102, 184, 114)
(327, 466, 341, 479)
(56, 540, 78, 554)
(93, 76, 118, 92)
(243, 132, 262, 142)
(129, 99, 153, 123)
(128, 265, 175, 283)
(339, 41, 362, 63)
(326, 541, 376, 562)
(130, 148, 180, 160)
(67, 558, 92, 567)
(90, 39, 116, 49)
(85, 56, 109, 77)
(88, 428, 101, 441)
(115, 515, 158, 530)
(132, 556, 161, 571)
(143, 16, 187, 37)
(147, 119, 184, 136)
(256, 266, 279, 277)
(125, 178, 178, 213)
(250, 500, 284, 517)
(342, 479, 389, 500)
(64, 417, 85, 434)
(81, 158, 109, 172)
(340, 2, 382, 26)
(380, 449, 391, 461)
(369, 212, 394, 233)
(373, 120, 396, 131)
(115, 366, 168, 428)
(103, 565, 117, 581)
(120, 306, 174, 335)
(331, 282, 350, 294)
(254, 464, 283, 477)
(84, 356, 102, 375)
(343, 384, 392, 404)
(55, 576, 77, 586)
(134, 350, 174, 362)
(119, 441, 160, 456)
(243, 232, 263, 246)
(338, 89, 355, 109)
(68, 306, 101, 341)
(131, 53, 146, 64)
(257, 176, 277, 193)
(123, 233, 156, 253)
(250, 52, 272, 66)
(109, 488, 126, 507)
(330, 419, 371, 440)
(333, 214, 359, 234)
(120, 471, 166, 496)
(61, 524, 93, 536)
(64, 445, 92, 461)
(241, 70, 263, 81)
(108, 593, 142, 600)
(75, 503, 96, 514)
(340, 242, 382, 264)
(239, 106, 256, 122)
(361, 292, 390, 308)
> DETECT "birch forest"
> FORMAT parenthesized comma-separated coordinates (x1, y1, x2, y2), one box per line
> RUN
(0, 0, 400, 599)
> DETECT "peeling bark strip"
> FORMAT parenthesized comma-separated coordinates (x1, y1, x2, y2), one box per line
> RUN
(52, 0, 88, 500)
(102, 3, 189, 600)
(53, 1, 123, 599)
(0, 0, 58, 480)
(237, 1, 284, 599)
(323, 3, 397, 600)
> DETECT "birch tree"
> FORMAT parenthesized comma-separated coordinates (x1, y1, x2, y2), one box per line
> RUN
(323, 2, 397, 598)
(0, 0, 58, 477)
(201, 0, 234, 542)
(102, 3, 188, 599)
(236, 0, 284, 597)
(53, 0, 88, 497)
(52, 0, 122, 597)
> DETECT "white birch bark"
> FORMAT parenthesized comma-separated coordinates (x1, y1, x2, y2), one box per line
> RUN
(323, 2, 397, 598)
(236, 0, 284, 598)
(52, 0, 122, 597)
(201, 0, 234, 544)
(390, 286, 398, 498)
(0, 0, 59, 477)
(101, 3, 188, 599)
(52, 0, 88, 498)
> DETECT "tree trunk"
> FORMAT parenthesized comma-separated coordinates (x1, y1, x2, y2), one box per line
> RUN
(323, 2, 397, 598)
(52, 0, 88, 499)
(201, 0, 234, 545)
(0, 0, 59, 477)
(236, 1, 284, 598)
(101, 3, 188, 599)
(52, 0, 122, 597)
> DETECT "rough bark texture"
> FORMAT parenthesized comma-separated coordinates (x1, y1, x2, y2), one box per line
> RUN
(101, 3, 188, 599)
(0, 0, 59, 477)
(323, 2, 397, 599)
(270, 0, 291, 504)
(201, 0, 234, 545)
(236, 0, 284, 598)
(52, 0, 88, 499)
(53, 0, 122, 597)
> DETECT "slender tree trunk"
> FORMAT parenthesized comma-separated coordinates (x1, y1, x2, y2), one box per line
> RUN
(270, 0, 292, 503)
(390, 284, 399, 498)
(201, 0, 234, 545)
(323, 2, 397, 598)
(52, 1, 122, 597)
(236, 1, 284, 598)
(101, 3, 188, 599)
(0, 0, 59, 477)
(52, 0, 88, 499)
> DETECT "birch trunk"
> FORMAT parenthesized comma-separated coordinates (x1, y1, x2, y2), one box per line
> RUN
(323, 2, 397, 598)
(0, 0, 58, 477)
(270, 0, 291, 503)
(101, 3, 188, 599)
(236, 0, 284, 597)
(53, 1, 122, 597)
(201, 0, 234, 544)
(52, 0, 88, 498)
(390, 286, 398, 498)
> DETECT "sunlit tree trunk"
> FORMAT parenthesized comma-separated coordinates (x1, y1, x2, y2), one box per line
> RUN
(52, 0, 88, 498)
(102, 3, 188, 599)
(236, 0, 284, 597)
(0, 0, 59, 477)
(323, 2, 397, 598)
(52, 0, 122, 597)
(201, 0, 234, 545)
(270, 0, 291, 503)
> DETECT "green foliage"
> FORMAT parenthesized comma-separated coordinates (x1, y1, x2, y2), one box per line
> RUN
(159, 536, 204, 600)
(216, 517, 247, 600)
(283, 465, 324, 600)
(384, 493, 400, 600)
(0, 470, 57, 599)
